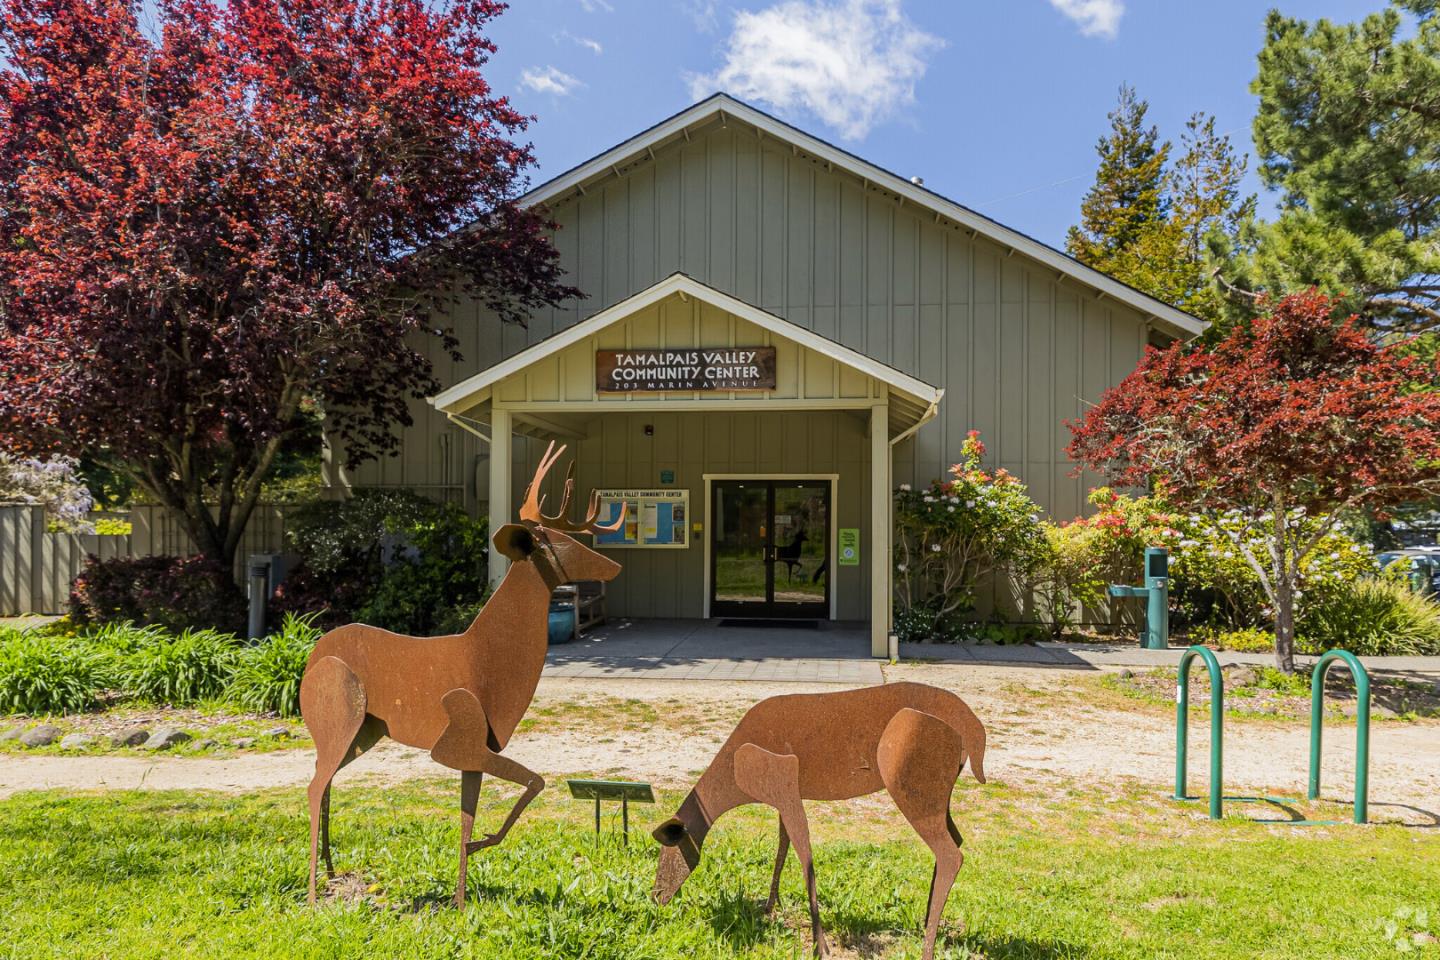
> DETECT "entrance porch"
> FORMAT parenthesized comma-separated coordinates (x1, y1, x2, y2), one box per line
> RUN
(543, 617, 881, 683)
(428, 273, 943, 657)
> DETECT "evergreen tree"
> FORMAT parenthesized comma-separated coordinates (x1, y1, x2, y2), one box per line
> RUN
(1066, 85, 1170, 270)
(1068, 90, 1252, 324)
(1213, 2, 1440, 334)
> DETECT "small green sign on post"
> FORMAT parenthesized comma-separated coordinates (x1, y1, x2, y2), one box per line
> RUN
(837, 528, 860, 566)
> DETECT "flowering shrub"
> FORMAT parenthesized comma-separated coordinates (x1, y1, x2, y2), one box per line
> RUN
(1035, 487, 1179, 632)
(1168, 508, 1373, 631)
(0, 453, 94, 532)
(893, 431, 1046, 641)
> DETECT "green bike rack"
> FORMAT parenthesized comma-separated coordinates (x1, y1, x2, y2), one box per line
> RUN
(1175, 645, 1224, 820)
(1308, 650, 1370, 825)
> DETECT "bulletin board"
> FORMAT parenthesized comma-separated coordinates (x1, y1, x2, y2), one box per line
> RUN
(593, 489, 690, 549)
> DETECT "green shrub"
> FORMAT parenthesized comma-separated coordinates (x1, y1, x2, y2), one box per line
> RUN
(79, 620, 169, 655)
(0, 629, 111, 715)
(1298, 577, 1440, 657)
(226, 613, 322, 717)
(1187, 625, 1275, 653)
(275, 490, 487, 634)
(118, 628, 241, 705)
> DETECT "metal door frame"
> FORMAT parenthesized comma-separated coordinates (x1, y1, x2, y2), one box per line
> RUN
(704, 474, 835, 619)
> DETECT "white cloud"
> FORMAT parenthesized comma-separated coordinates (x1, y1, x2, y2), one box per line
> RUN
(579, 0, 613, 12)
(1048, 0, 1123, 39)
(559, 30, 604, 54)
(691, 0, 942, 140)
(520, 66, 584, 97)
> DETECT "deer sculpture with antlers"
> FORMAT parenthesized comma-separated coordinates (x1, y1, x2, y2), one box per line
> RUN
(299, 443, 624, 905)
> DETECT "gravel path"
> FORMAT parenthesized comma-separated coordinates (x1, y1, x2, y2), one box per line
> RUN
(3, 665, 1437, 824)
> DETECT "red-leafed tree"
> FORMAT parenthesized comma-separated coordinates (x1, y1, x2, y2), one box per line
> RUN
(0, 0, 577, 572)
(1068, 290, 1440, 671)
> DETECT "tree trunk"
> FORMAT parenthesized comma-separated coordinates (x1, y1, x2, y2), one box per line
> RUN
(1273, 579, 1296, 674)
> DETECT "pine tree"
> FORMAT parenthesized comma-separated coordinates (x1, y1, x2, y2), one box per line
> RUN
(1214, 2, 1440, 334)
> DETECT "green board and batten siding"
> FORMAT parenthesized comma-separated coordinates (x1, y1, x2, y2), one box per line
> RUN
(351, 116, 1154, 522)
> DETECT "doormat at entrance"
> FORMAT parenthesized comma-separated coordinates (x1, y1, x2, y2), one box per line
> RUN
(716, 619, 820, 629)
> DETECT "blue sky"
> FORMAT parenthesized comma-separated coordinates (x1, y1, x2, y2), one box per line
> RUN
(487, 0, 1371, 248)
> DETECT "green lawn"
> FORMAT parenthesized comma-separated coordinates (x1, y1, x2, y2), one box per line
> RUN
(2, 778, 1436, 959)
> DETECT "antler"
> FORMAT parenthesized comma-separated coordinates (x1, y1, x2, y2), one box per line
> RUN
(545, 485, 628, 535)
(519, 441, 567, 524)
(518, 441, 628, 534)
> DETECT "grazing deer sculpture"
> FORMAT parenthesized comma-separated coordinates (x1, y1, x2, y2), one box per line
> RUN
(652, 682, 987, 960)
(299, 443, 624, 905)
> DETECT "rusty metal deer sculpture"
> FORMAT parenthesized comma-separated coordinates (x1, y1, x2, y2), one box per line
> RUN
(300, 443, 624, 905)
(652, 682, 987, 960)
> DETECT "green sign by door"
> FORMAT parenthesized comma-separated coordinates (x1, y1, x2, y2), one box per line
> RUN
(838, 528, 860, 566)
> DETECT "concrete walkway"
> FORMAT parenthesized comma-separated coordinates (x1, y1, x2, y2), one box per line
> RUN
(544, 618, 881, 683)
(544, 619, 1440, 683)
(900, 640, 1440, 674)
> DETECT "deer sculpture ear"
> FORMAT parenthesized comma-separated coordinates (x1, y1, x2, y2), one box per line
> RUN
(652, 817, 688, 846)
(493, 523, 537, 561)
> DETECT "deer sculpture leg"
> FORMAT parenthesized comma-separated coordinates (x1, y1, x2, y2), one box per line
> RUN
(734, 743, 828, 958)
(877, 708, 967, 960)
(430, 688, 547, 904)
(764, 818, 790, 916)
(454, 771, 483, 907)
(300, 656, 369, 905)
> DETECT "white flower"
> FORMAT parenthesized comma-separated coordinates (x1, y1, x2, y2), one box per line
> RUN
(949, 496, 959, 504)
(896, 563, 907, 572)
(965, 499, 976, 508)
(923, 495, 934, 503)
(1180, 539, 1198, 548)
(931, 543, 942, 553)
(1223, 551, 1234, 559)
(899, 483, 911, 492)
(1329, 552, 1339, 560)
(1351, 544, 1365, 553)
(947, 506, 955, 513)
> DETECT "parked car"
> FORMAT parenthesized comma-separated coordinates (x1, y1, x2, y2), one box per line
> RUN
(1377, 548, 1440, 596)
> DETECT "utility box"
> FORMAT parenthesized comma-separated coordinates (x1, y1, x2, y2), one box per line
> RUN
(1108, 546, 1170, 650)
(245, 552, 288, 641)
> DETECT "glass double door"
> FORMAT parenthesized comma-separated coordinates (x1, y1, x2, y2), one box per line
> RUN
(711, 480, 830, 619)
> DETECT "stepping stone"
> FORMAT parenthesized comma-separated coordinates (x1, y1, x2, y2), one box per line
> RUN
(143, 727, 192, 750)
(58, 733, 94, 750)
(230, 737, 256, 749)
(19, 724, 62, 748)
(193, 739, 217, 750)
(111, 726, 150, 747)
(262, 726, 291, 739)
(0, 725, 24, 742)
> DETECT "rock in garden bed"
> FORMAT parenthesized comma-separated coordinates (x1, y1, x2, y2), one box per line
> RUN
(19, 724, 62, 748)
(143, 727, 192, 750)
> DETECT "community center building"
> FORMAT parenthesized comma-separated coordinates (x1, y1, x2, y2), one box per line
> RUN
(342, 94, 1202, 656)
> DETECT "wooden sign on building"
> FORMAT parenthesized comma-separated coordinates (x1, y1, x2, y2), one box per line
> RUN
(595, 347, 776, 393)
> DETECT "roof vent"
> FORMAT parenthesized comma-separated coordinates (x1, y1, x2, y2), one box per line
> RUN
(910, 176, 924, 186)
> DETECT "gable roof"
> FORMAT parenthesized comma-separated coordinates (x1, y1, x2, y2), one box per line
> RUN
(517, 93, 1204, 339)
(430, 271, 943, 440)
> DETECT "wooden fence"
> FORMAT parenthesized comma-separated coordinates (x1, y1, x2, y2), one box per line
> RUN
(0, 503, 290, 617)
